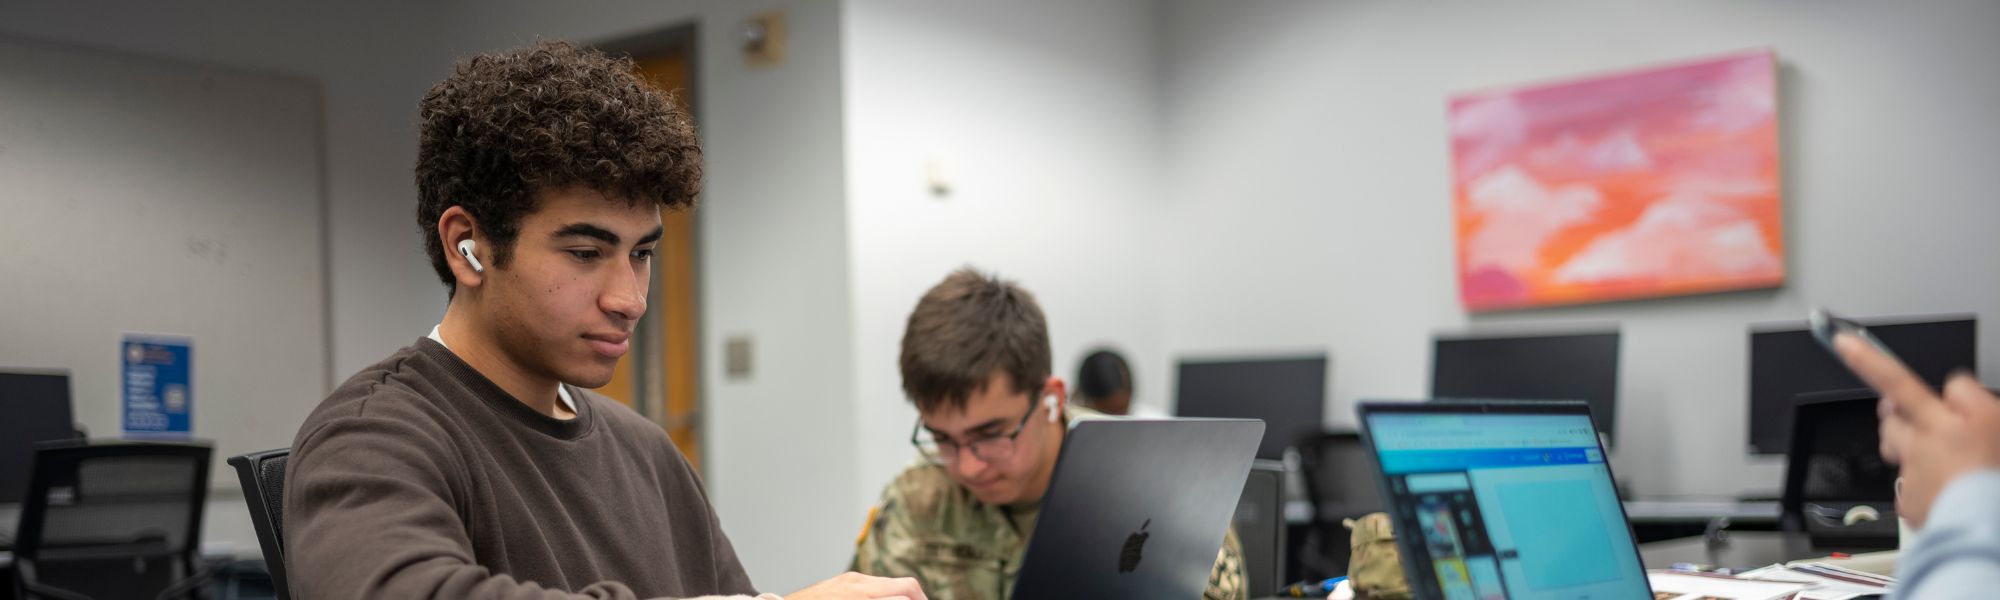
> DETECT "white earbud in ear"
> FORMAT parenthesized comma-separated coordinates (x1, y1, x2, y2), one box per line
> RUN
(1044, 394, 1060, 422)
(457, 239, 483, 273)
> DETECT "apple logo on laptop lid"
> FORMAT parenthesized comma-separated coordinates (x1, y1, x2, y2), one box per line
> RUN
(1119, 519, 1150, 573)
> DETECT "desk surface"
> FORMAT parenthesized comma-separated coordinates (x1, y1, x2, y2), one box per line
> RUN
(1244, 534, 1880, 599)
(1637, 531, 1872, 571)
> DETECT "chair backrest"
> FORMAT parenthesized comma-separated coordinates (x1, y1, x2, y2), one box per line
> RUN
(13, 440, 212, 600)
(1291, 431, 1381, 579)
(1231, 459, 1287, 597)
(228, 448, 292, 600)
(1783, 389, 1897, 549)
(1294, 431, 1380, 519)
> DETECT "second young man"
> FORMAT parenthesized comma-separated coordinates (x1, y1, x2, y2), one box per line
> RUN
(851, 267, 1245, 600)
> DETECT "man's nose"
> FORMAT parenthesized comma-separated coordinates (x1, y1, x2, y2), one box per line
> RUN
(601, 263, 647, 321)
(953, 447, 990, 474)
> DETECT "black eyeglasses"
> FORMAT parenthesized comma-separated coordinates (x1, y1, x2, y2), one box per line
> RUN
(910, 397, 1040, 466)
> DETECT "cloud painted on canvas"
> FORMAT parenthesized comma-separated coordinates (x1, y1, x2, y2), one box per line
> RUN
(1451, 50, 1785, 311)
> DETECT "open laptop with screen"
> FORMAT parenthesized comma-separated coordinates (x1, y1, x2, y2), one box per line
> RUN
(1011, 418, 1263, 600)
(1356, 401, 1649, 600)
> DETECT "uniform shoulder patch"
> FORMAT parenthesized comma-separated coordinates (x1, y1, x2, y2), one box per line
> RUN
(856, 503, 881, 546)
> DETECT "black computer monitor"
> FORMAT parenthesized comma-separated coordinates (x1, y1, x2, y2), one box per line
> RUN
(1429, 331, 1621, 446)
(1174, 355, 1327, 460)
(1748, 316, 1976, 455)
(1, 370, 76, 503)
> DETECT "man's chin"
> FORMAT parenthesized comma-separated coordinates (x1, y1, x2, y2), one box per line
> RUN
(559, 363, 618, 389)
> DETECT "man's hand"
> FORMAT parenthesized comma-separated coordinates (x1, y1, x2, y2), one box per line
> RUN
(785, 572, 927, 600)
(1835, 334, 2000, 527)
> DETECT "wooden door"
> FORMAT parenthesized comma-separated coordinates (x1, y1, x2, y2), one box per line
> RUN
(594, 50, 704, 472)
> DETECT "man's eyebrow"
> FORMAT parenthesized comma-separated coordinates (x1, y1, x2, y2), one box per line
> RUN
(636, 226, 665, 246)
(929, 418, 1008, 440)
(552, 223, 620, 245)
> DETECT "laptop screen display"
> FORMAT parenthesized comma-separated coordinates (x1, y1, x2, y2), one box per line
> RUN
(1364, 411, 1646, 600)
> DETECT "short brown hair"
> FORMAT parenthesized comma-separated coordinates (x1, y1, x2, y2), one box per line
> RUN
(900, 267, 1051, 414)
(415, 40, 702, 295)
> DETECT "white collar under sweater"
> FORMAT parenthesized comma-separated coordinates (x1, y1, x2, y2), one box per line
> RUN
(428, 325, 576, 413)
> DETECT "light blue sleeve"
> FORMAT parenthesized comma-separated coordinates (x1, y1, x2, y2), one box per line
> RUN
(1895, 470, 2000, 599)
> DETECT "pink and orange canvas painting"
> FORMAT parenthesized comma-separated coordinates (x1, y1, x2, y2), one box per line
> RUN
(1450, 50, 1784, 311)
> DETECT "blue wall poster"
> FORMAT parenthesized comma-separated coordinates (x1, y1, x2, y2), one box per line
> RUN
(123, 334, 192, 437)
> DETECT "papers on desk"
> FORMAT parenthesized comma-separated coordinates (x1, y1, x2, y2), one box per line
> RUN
(1648, 560, 1894, 600)
(1648, 571, 1808, 600)
(1738, 562, 1894, 600)
(1793, 550, 1898, 579)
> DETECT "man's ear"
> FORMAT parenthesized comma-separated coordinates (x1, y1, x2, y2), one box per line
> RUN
(439, 206, 485, 291)
(1044, 375, 1068, 422)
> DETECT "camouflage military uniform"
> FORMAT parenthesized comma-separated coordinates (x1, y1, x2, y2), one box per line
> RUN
(850, 406, 1246, 600)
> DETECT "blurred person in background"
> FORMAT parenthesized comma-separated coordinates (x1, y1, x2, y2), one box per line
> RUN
(1073, 348, 1135, 416)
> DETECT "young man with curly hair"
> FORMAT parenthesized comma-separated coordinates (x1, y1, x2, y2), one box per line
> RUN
(285, 42, 924, 600)
(850, 267, 1244, 600)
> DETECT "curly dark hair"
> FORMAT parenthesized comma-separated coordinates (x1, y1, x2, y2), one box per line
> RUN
(416, 40, 702, 294)
(900, 267, 1052, 414)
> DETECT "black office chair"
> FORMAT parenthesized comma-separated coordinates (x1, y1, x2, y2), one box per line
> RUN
(1781, 389, 1898, 550)
(227, 449, 291, 600)
(1293, 431, 1381, 580)
(11, 440, 214, 600)
(1231, 459, 1287, 597)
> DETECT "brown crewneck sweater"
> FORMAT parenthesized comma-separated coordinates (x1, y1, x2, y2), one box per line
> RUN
(285, 339, 775, 600)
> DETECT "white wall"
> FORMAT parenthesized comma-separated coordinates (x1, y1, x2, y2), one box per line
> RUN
(841, 0, 1169, 509)
(0, 1, 454, 381)
(1156, 0, 2000, 498)
(0, 0, 446, 558)
(0, 31, 327, 488)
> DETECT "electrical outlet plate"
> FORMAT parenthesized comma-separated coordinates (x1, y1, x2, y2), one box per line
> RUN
(724, 335, 754, 379)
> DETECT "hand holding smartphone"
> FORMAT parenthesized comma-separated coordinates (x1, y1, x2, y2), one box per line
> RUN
(1808, 307, 1903, 365)
(1809, 307, 1932, 425)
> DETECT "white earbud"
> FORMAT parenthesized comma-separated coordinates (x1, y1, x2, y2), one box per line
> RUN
(457, 239, 483, 272)
(1044, 394, 1060, 422)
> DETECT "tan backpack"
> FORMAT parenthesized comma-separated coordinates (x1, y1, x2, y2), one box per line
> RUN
(1344, 513, 1412, 600)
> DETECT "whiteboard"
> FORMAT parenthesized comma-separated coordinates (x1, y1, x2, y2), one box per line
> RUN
(0, 36, 327, 488)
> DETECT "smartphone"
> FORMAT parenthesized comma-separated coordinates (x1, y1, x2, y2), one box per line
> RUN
(1809, 307, 1903, 364)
